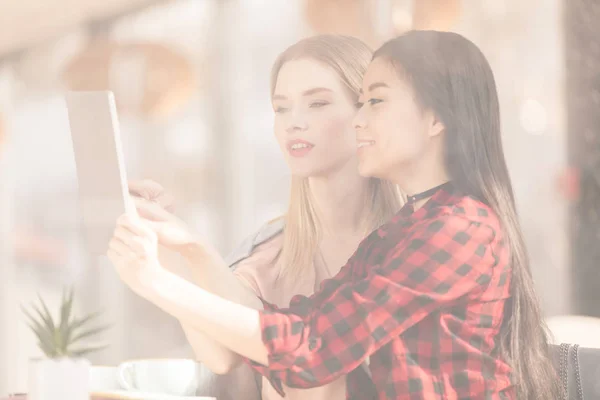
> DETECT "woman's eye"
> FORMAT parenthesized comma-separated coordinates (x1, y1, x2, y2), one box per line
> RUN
(368, 98, 383, 106)
(309, 101, 329, 108)
(274, 107, 289, 113)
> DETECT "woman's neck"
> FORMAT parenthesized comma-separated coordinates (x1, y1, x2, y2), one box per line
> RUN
(393, 153, 450, 210)
(307, 159, 369, 238)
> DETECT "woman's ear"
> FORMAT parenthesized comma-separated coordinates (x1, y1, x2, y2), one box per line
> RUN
(428, 112, 445, 138)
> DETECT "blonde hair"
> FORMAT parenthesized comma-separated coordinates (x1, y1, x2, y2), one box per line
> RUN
(270, 35, 403, 280)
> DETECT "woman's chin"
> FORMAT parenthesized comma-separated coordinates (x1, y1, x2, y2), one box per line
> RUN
(289, 161, 343, 179)
(287, 166, 314, 178)
(357, 161, 377, 179)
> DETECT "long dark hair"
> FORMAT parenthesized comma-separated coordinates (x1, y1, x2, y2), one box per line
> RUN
(374, 31, 561, 399)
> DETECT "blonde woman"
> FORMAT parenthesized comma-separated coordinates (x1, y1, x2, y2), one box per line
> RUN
(129, 35, 401, 400)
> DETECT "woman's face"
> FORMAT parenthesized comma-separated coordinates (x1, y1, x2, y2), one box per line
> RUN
(353, 57, 443, 182)
(272, 59, 359, 178)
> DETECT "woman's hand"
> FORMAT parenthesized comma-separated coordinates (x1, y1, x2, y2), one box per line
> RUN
(127, 179, 221, 264)
(128, 179, 196, 252)
(107, 214, 165, 296)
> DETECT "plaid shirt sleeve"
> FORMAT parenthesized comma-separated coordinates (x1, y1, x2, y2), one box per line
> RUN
(246, 214, 497, 395)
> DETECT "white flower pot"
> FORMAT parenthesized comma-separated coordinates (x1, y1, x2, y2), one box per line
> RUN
(28, 358, 90, 400)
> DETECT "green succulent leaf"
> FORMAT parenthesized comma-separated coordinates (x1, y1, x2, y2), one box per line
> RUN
(26, 323, 56, 356)
(59, 287, 75, 343)
(32, 295, 56, 334)
(37, 341, 57, 358)
(22, 306, 47, 336)
(69, 344, 109, 357)
(70, 325, 110, 345)
(69, 310, 103, 333)
(54, 327, 68, 354)
(26, 321, 51, 347)
(22, 289, 109, 359)
(22, 306, 56, 349)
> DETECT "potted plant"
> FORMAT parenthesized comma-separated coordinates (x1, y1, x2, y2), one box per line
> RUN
(22, 287, 109, 400)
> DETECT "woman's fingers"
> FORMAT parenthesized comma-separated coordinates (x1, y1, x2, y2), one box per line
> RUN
(155, 191, 176, 212)
(108, 236, 132, 257)
(112, 227, 148, 255)
(133, 196, 172, 221)
(117, 215, 156, 242)
(107, 248, 120, 266)
(128, 179, 163, 198)
(114, 212, 194, 251)
(128, 179, 175, 212)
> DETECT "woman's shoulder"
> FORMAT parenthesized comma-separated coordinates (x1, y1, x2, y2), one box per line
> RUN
(409, 193, 502, 247)
(225, 218, 285, 271)
(454, 195, 501, 229)
(226, 219, 285, 298)
(431, 192, 501, 229)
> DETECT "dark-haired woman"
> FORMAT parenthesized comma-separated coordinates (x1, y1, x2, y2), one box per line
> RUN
(107, 31, 561, 399)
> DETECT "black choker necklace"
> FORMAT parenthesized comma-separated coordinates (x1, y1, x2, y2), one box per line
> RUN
(407, 181, 452, 204)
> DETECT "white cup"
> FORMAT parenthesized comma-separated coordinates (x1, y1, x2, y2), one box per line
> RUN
(116, 359, 199, 396)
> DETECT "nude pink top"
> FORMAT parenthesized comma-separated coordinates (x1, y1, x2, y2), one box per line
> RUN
(231, 224, 347, 400)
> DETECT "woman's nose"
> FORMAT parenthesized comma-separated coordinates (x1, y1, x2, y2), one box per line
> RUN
(353, 106, 367, 130)
(286, 110, 308, 133)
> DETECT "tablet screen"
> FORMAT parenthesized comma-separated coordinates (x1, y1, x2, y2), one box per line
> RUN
(66, 91, 135, 256)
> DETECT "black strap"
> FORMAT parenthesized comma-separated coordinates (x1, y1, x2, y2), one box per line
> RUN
(406, 181, 452, 204)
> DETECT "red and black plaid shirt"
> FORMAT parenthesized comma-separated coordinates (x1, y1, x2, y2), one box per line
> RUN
(244, 185, 515, 399)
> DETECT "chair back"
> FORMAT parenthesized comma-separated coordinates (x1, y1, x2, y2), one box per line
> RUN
(550, 343, 600, 400)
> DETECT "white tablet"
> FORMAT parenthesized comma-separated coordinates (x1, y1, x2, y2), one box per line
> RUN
(65, 91, 136, 256)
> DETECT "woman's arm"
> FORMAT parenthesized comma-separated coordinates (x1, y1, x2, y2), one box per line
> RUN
(177, 247, 264, 374)
(155, 246, 253, 373)
(109, 213, 498, 395)
(129, 190, 264, 374)
(155, 238, 264, 373)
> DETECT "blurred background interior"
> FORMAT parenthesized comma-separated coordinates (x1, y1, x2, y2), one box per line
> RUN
(0, 0, 599, 394)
